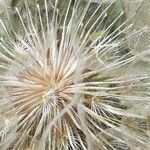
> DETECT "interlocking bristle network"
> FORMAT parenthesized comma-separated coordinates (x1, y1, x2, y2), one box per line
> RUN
(0, 0, 150, 150)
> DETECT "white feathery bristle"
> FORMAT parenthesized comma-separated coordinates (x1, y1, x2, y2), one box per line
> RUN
(0, 0, 150, 150)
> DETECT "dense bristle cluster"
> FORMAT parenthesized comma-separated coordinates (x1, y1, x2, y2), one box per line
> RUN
(0, 0, 150, 150)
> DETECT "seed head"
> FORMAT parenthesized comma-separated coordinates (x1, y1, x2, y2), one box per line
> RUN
(0, 0, 150, 150)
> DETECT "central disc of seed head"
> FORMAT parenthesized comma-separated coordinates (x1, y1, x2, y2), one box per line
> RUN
(42, 80, 60, 102)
